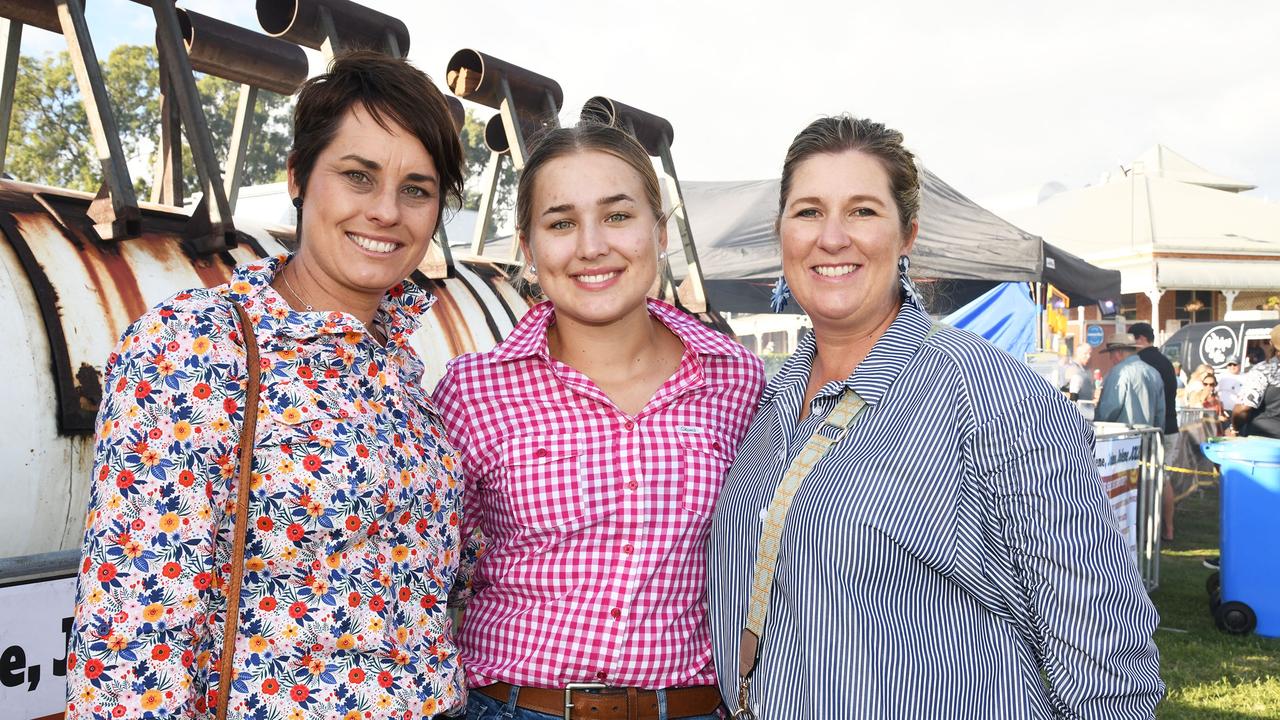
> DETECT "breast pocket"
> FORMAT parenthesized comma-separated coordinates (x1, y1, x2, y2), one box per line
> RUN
(679, 434, 735, 518)
(502, 434, 585, 530)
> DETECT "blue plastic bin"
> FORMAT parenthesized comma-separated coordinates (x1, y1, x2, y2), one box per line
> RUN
(1202, 437, 1280, 637)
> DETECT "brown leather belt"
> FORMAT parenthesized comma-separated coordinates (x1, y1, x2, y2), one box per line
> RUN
(475, 681, 722, 720)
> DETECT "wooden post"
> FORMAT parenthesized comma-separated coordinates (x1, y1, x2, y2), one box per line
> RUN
(54, 0, 139, 239)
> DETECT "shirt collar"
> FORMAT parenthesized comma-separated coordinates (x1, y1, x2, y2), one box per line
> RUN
(490, 297, 741, 362)
(759, 296, 934, 407)
(225, 254, 436, 346)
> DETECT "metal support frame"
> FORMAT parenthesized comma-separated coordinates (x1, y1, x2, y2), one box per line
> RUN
(470, 150, 505, 256)
(151, 0, 236, 252)
(0, 18, 21, 174)
(54, 0, 140, 240)
(497, 77, 530, 171)
(149, 58, 183, 205)
(223, 83, 258, 214)
(657, 137, 707, 313)
(317, 4, 339, 61)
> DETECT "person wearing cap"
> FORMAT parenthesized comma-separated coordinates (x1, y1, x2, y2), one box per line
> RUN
(1231, 324, 1280, 439)
(1218, 359, 1243, 410)
(1096, 341, 1166, 427)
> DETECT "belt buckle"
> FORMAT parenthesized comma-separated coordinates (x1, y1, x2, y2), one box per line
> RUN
(564, 682, 609, 720)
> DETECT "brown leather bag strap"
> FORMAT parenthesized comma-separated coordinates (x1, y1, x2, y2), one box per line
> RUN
(216, 300, 261, 720)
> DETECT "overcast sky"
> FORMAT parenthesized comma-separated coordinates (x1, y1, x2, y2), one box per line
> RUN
(18, 0, 1280, 213)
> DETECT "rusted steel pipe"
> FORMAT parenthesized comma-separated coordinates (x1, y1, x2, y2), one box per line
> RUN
(0, 0, 69, 35)
(256, 0, 409, 55)
(580, 96, 674, 157)
(178, 9, 308, 96)
(446, 48, 563, 116)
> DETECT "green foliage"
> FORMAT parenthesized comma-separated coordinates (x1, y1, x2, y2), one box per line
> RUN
(1151, 487, 1280, 718)
(5, 45, 291, 199)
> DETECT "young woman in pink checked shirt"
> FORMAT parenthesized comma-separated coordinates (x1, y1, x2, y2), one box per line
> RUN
(432, 123, 764, 720)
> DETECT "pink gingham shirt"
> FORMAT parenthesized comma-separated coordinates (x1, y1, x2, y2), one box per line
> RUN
(432, 298, 764, 689)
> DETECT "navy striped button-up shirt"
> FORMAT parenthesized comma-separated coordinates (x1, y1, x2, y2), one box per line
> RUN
(708, 298, 1163, 719)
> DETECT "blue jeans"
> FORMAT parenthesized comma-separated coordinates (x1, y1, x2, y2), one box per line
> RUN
(465, 685, 724, 720)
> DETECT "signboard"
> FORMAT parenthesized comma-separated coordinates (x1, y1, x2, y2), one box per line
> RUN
(0, 575, 75, 720)
(1095, 435, 1143, 564)
(1199, 325, 1238, 367)
(1086, 325, 1105, 347)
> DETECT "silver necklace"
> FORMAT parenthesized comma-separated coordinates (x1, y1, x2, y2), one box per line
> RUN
(280, 264, 314, 312)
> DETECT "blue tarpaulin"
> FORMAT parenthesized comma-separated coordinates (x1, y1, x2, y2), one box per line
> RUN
(943, 282, 1037, 359)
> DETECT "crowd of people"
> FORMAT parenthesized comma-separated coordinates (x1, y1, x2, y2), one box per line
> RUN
(71, 49, 1280, 720)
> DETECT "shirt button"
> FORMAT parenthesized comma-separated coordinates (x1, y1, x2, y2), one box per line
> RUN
(627, 480, 639, 491)
(596, 671, 608, 681)
(712, 441, 722, 451)
(534, 448, 549, 458)
(622, 544, 633, 554)
(759, 508, 770, 522)
(610, 607, 622, 620)
(623, 421, 635, 431)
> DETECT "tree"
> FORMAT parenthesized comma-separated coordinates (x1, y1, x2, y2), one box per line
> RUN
(5, 45, 291, 199)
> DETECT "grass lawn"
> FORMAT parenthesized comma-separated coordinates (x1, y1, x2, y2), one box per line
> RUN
(1151, 485, 1280, 718)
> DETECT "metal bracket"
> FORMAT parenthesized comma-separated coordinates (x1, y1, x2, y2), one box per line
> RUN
(0, 18, 21, 174)
(55, 0, 140, 240)
(223, 83, 258, 214)
(658, 137, 707, 313)
(151, 0, 236, 253)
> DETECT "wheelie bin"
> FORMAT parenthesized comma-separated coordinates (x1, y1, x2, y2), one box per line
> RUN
(1202, 437, 1280, 637)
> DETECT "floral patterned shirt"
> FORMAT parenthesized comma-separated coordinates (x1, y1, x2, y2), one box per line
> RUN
(65, 256, 465, 720)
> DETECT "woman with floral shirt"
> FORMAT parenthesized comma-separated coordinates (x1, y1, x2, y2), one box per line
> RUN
(65, 51, 467, 719)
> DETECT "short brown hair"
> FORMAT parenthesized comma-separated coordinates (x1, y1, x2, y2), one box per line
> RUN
(289, 50, 464, 223)
(778, 115, 920, 232)
(515, 122, 662, 237)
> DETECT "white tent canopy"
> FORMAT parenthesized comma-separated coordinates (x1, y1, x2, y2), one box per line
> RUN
(1008, 159, 1280, 296)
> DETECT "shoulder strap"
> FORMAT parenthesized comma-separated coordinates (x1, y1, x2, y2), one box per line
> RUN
(216, 301, 261, 720)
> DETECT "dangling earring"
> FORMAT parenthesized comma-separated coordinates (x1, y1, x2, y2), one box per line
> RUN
(770, 276, 792, 313)
(898, 255, 921, 303)
(292, 196, 303, 239)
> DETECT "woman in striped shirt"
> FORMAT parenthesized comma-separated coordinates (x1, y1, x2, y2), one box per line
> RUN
(707, 116, 1164, 718)
(433, 123, 764, 719)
